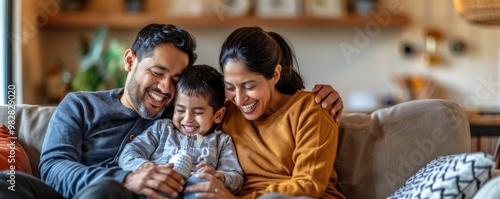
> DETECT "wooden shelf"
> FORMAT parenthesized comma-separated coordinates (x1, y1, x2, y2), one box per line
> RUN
(469, 114, 500, 126)
(44, 12, 410, 30)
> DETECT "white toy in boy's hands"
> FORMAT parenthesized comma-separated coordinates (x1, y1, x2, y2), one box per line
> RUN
(168, 149, 192, 179)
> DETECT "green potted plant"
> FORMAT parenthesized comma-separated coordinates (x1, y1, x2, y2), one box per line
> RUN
(71, 26, 127, 91)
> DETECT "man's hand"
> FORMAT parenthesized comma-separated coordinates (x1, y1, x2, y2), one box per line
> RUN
(124, 163, 185, 199)
(311, 84, 344, 122)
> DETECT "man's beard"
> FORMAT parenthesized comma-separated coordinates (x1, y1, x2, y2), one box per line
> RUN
(126, 75, 166, 120)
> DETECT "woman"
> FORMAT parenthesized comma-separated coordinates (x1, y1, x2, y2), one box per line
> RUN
(186, 26, 345, 199)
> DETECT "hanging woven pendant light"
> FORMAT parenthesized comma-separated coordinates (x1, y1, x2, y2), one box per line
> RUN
(454, 0, 500, 25)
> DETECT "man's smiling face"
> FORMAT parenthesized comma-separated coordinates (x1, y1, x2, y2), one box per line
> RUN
(122, 44, 189, 119)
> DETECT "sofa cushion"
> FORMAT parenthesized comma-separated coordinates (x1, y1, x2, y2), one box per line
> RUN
(387, 152, 495, 199)
(335, 99, 471, 199)
(0, 124, 32, 174)
(472, 174, 500, 199)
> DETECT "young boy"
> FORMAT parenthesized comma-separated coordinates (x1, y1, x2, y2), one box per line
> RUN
(118, 64, 243, 198)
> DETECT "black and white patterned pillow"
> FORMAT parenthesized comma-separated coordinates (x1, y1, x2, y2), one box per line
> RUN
(387, 152, 495, 199)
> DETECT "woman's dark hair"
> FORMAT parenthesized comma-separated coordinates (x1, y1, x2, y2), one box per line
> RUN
(132, 24, 197, 66)
(176, 64, 225, 111)
(219, 26, 304, 95)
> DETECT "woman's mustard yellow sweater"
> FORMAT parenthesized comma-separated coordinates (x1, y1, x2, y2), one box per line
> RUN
(221, 90, 345, 199)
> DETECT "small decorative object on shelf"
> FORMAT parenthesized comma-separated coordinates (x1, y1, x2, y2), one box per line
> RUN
(169, 0, 214, 17)
(398, 41, 416, 57)
(305, 0, 346, 18)
(61, 0, 89, 12)
(393, 74, 436, 102)
(421, 28, 444, 66)
(449, 38, 467, 55)
(353, 0, 377, 16)
(124, 0, 144, 13)
(254, 0, 302, 18)
(454, 0, 500, 25)
(217, 0, 252, 18)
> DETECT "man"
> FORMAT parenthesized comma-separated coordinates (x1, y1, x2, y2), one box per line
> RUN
(0, 24, 343, 199)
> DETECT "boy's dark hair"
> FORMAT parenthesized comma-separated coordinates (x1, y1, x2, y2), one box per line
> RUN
(176, 64, 226, 111)
(131, 23, 197, 66)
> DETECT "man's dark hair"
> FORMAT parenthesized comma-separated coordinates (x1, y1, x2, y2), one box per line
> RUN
(176, 64, 225, 111)
(131, 24, 197, 66)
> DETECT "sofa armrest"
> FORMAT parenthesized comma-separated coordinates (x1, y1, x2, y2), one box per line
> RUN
(335, 99, 471, 199)
(0, 104, 56, 178)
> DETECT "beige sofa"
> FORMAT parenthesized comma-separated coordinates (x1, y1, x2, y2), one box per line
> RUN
(1, 99, 499, 198)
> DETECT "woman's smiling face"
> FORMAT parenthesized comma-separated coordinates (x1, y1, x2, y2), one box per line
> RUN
(222, 60, 279, 121)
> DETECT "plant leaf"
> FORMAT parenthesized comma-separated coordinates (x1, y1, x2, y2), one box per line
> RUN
(80, 26, 108, 71)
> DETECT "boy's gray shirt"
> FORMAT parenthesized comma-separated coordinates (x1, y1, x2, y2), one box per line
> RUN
(119, 118, 244, 193)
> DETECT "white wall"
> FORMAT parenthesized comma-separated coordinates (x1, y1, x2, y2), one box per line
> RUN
(37, 0, 500, 112)
(397, 0, 500, 113)
(186, 26, 405, 112)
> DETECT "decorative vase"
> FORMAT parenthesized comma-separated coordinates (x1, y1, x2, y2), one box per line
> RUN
(354, 0, 375, 16)
(125, 0, 144, 13)
(61, 0, 89, 12)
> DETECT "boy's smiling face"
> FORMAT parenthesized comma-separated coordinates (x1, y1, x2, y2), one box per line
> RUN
(173, 92, 225, 136)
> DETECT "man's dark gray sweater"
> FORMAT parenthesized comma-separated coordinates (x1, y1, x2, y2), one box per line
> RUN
(39, 88, 157, 198)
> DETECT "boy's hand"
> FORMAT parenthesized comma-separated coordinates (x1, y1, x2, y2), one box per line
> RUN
(137, 161, 155, 171)
(195, 162, 225, 183)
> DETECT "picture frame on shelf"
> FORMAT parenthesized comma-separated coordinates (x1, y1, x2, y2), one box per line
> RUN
(168, 0, 213, 17)
(305, 0, 346, 18)
(217, 0, 252, 18)
(254, 0, 301, 18)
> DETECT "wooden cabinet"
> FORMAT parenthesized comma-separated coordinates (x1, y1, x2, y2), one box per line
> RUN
(44, 12, 410, 30)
